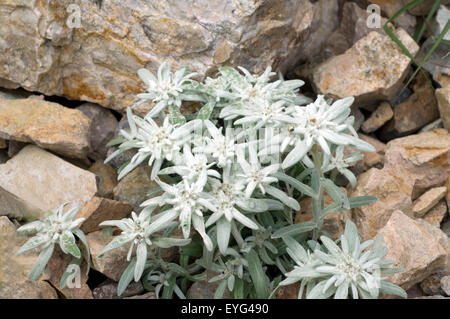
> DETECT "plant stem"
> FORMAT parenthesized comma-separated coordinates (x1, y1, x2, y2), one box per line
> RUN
(311, 146, 324, 240)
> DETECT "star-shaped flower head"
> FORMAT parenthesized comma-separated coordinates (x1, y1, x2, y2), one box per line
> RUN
(282, 95, 375, 169)
(106, 108, 199, 180)
(16, 202, 88, 280)
(136, 61, 199, 117)
(140, 169, 215, 251)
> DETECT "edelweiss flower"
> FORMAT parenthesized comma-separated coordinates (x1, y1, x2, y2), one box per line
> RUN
(235, 142, 299, 210)
(107, 109, 198, 180)
(158, 144, 220, 181)
(281, 96, 375, 169)
(193, 120, 236, 168)
(280, 220, 406, 299)
(16, 202, 88, 280)
(321, 146, 363, 188)
(136, 61, 198, 117)
(140, 170, 215, 251)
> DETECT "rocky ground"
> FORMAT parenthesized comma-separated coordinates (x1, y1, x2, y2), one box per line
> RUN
(0, 0, 449, 299)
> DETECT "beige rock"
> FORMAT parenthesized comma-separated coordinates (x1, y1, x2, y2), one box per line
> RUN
(359, 134, 386, 168)
(0, 98, 91, 159)
(87, 231, 130, 282)
(313, 29, 419, 105)
(277, 283, 301, 299)
(113, 166, 160, 212)
(446, 177, 450, 208)
(378, 210, 448, 290)
(76, 197, 132, 234)
(441, 276, 450, 296)
(361, 102, 393, 133)
(0, 145, 97, 220)
(42, 246, 93, 299)
(0, 216, 58, 299)
(350, 168, 412, 240)
(295, 192, 350, 240)
(88, 161, 118, 199)
(436, 87, 450, 131)
(380, 84, 440, 139)
(186, 271, 232, 299)
(423, 200, 448, 228)
(0, 0, 319, 112)
(413, 187, 447, 218)
(383, 129, 450, 200)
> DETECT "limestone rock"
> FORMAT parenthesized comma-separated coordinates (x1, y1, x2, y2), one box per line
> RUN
(423, 200, 448, 228)
(0, 216, 58, 299)
(87, 231, 129, 282)
(76, 197, 132, 234)
(313, 29, 419, 106)
(361, 102, 393, 133)
(0, 145, 97, 220)
(77, 103, 118, 161)
(0, 98, 91, 159)
(350, 168, 412, 240)
(93, 280, 144, 299)
(380, 84, 440, 140)
(413, 187, 447, 218)
(88, 161, 118, 199)
(0, 0, 318, 112)
(383, 129, 450, 200)
(113, 166, 159, 212)
(377, 210, 448, 290)
(436, 87, 450, 131)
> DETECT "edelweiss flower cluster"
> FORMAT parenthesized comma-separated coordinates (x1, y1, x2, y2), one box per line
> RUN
(78, 62, 404, 298)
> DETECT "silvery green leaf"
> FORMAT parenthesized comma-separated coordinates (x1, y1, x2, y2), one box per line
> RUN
(272, 172, 316, 198)
(236, 198, 268, 212)
(232, 210, 258, 230)
(227, 275, 235, 292)
(217, 218, 231, 254)
(134, 242, 147, 281)
(349, 196, 377, 208)
(271, 221, 316, 239)
(334, 281, 349, 299)
(16, 221, 43, 236)
(137, 68, 157, 87)
(29, 243, 55, 280)
(72, 228, 90, 274)
(343, 220, 359, 254)
(265, 185, 300, 210)
(17, 236, 47, 255)
(282, 142, 308, 169)
(322, 178, 350, 210)
(282, 236, 308, 264)
(306, 280, 336, 299)
(99, 235, 134, 258)
(145, 209, 179, 236)
(379, 281, 407, 298)
(168, 104, 186, 125)
(118, 258, 136, 296)
(247, 249, 270, 299)
(153, 237, 191, 248)
(320, 236, 342, 256)
(60, 231, 81, 259)
(214, 280, 228, 299)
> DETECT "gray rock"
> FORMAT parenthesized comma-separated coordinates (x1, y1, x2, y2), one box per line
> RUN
(0, 0, 321, 112)
(0, 145, 97, 220)
(77, 103, 118, 161)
